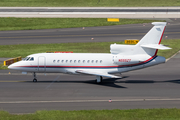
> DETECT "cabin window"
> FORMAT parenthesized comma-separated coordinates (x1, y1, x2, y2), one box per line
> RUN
(83, 60, 85, 63)
(100, 60, 102, 63)
(70, 60, 72, 63)
(96, 60, 98, 63)
(57, 60, 60, 63)
(92, 60, 94, 63)
(53, 60, 56, 63)
(61, 60, 64, 63)
(87, 60, 90, 63)
(66, 60, 68, 62)
(78, 60, 80, 63)
(74, 60, 76, 63)
(30, 57, 34, 61)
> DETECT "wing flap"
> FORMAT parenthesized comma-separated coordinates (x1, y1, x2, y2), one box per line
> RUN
(76, 70, 121, 78)
(141, 44, 171, 50)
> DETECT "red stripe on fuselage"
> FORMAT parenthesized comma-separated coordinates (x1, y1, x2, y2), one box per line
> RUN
(15, 65, 118, 68)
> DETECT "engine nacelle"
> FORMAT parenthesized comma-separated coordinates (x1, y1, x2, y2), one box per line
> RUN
(110, 43, 136, 55)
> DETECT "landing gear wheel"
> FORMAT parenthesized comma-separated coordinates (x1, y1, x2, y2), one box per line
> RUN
(33, 79, 37, 82)
(96, 76, 102, 83)
(33, 72, 37, 82)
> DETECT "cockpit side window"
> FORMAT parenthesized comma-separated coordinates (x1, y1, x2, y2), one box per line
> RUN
(23, 57, 34, 61)
(26, 57, 30, 61)
(30, 57, 34, 61)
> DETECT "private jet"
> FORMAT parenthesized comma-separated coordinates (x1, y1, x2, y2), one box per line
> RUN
(8, 22, 171, 83)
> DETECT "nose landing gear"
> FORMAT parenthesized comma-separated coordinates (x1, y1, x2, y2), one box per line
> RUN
(33, 72, 37, 82)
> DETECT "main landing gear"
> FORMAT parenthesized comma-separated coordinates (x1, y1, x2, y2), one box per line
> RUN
(33, 72, 37, 82)
(96, 76, 102, 83)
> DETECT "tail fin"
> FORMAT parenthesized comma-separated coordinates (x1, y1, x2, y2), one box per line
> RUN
(137, 22, 166, 46)
(135, 22, 171, 56)
(110, 22, 171, 56)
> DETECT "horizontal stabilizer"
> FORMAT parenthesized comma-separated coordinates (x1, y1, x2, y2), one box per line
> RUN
(76, 70, 121, 78)
(152, 22, 167, 26)
(141, 44, 171, 50)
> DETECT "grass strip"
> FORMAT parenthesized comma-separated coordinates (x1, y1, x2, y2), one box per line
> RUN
(1, 108, 180, 120)
(0, 0, 180, 7)
(0, 39, 179, 58)
(158, 39, 180, 59)
(0, 64, 8, 69)
(1, 39, 179, 69)
(0, 18, 163, 31)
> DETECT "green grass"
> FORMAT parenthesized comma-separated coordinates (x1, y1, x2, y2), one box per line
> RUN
(0, 39, 179, 58)
(1, 108, 180, 120)
(0, 0, 180, 7)
(158, 39, 180, 59)
(0, 18, 163, 31)
(0, 42, 116, 58)
(0, 64, 8, 69)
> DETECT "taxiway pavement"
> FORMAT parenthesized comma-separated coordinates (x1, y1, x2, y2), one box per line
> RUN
(0, 19, 180, 45)
(0, 52, 180, 114)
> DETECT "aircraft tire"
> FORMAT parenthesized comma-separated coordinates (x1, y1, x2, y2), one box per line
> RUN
(33, 79, 37, 82)
(96, 76, 102, 83)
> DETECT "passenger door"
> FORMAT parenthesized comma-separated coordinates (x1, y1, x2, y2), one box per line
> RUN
(38, 56, 46, 72)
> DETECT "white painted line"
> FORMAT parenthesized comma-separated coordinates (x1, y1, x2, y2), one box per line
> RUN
(1, 98, 180, 104)
(0, 12, 40, 14)
(39, 12, 179, 14)
(168, 12, 180, 14)
(0, 12, 179, 15)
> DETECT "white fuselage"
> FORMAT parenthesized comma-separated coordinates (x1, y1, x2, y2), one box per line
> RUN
(8, 52, 166, 75)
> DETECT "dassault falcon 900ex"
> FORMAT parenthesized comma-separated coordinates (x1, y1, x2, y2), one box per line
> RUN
(8, 22, 171, 83)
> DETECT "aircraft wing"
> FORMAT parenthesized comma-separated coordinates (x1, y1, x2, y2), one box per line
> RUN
(75, 70, 121, 78)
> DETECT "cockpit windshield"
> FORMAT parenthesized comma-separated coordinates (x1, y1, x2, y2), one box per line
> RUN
(23, 57, 29, 61)
(23, 57, 34, 61)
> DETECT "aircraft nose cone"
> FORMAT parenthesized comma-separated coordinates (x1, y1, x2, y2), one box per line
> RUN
(8, 62, 18, 70)
(8, 64, 13, 69)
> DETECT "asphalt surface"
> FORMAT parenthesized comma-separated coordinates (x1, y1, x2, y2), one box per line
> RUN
(0, 7, 180, 18)
(0, 21, 180, 114)
(0, 52, 180, 114)
(0, 19, 180, 45)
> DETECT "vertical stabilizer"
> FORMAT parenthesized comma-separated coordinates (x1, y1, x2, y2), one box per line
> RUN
(135, 22, 167, 56)
(137, 22, 166, 46)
